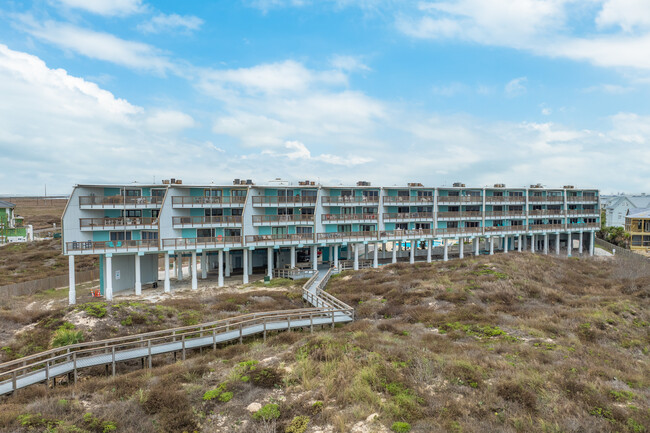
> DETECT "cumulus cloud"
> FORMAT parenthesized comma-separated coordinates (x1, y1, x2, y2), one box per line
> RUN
(505, 77, 527, 97)
(145, 110, 196, 133)
(138, 13, 204, 34)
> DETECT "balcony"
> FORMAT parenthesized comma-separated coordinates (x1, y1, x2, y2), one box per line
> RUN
(437, 211, 482, 219)
(484, 211, 526, 219)
(528, 223, 564, 232)
(484, 225, 528, 233)
(379, 229, 433, 239)
(79, 195, 163, 209)
(252, 196, 317, 207)
(383, 196, 433, 204)
(321, 213, 378, 223)
(437, 196, 482, 204)
(383, 212, 433, 221)
(66, 239, 159, 254)
(79, 217, 158, 231)
(321, 196, 379, 206)
(567, 196, 598, 203)
(567, 222, 600, 230)
(252, 214, 315, 225)
(161, 236, 242, 250)
(528, 209, 565, 217)
(171, 196, 246, 208)
(245, 233, 314, 245)
(316, 231, 378, 242)
(172, 215, 242, 228)
(566, 209, 599, 216)
(528, 196, 564, 203)
(485, 196, 526, 203)
(435, 226, 483, 236)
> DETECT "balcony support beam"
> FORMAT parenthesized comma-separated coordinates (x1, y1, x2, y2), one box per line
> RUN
(382, 242, 387, 259)
(474, 237, 480, 256)
(248, 249, 253, 275)
(191, 252, 198, 290)
(68, 255, 76, 305)
(218, 250, 224, 287)
(443, 239, 448, 261)
(176, 255, 183, 281)
(531, 234, 535, 253)
(555, 233, 560, 255)
(225, 251, 231, 277)
(518, 235, 522, 252)
(164, 253, 171, 293)
(567, 233, 572, 257)
(134, 254, 142, 295)
(503, 236, 508, 253)
(589, 231, 595, 257)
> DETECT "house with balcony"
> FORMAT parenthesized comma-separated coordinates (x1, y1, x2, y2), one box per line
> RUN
(61, 180, 600, 304)
(625, 208, 650, 254)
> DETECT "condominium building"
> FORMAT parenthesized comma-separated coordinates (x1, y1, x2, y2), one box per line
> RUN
(61, 180, 600, 303)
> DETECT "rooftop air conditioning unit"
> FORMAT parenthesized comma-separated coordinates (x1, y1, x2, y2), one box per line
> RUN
(170, 178, 176, 184)
(452, 182, 465, 187)
(563, 185, 574, 189)
(530, 183, 543, 188)
(408, 182, 424, 187)
(246, 179, 253, 185)
(175, 179, 182, 184)
(357, 181, 371, 186)
(162, 180, 170, 185)
(233, 179, 240, 185)
(494, 183, 506, 188)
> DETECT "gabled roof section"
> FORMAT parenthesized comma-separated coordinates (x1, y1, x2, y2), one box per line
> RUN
(0, 200, 15, 208)
(626, 207, 650, 218)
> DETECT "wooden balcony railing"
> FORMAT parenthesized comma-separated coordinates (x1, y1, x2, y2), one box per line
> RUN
(383, 196, 433, 204)
(528, 196, 564, 202)
(566, 209, 599, 216)
(383, 212, 433, 221)
(484, 225, 527, 233)
(172, 216, 242, 226)
(435, 226, 483, 235)
(528, 224, 564, 232)
(567, 222, 600, 230)
(321, 196, 379, 205)
(252, 215, 315, 224)
(171, 196, 246, 207)
(485, 196, 526, 203)
(437, 196, 482, 203)
(252, 196, 317, 206)
(316, 231, 378, 241)
(245, 233, 314, 243)
(437, 211, 482, 219)
(161, 237, 242, 249)
(80, 217, 158, 229)
(379, 229, 434, 238)
(528, 209, 565, 216)
(566, 196, 598, 202)
(321, 213, 378, 222)
(79, 196, 163, 207)
(67, 239, 159, 252)
(484, 211, 526, 218)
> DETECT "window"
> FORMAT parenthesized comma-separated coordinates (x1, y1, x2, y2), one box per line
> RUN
(152, 209, 160, 218)
(418, 190, 433, 197)
(363, 207, 377, 214)
(272, 227, 287, 235)
(296, 226, 313, 234)
(225, 229, 241, 237)
(448, 206, 460, 212)
(493, 220, 504, 226)
(337, 224, 352, 232)
(493, 206, 503, 212)
(205, 209, 223, 217)
(493, 191, 503, 197)
(301, 208, 314, 215)
(123, 189, 141, 197)
(342, 207, 354, 215)
(549, 219, 562, 225)
(416, 206, 432, 213)
(123, 210, 142, 218)
(532, 205, 542, 211)
(197, 228, 214, 238)
(465, 206, 480, 212)
(467, 190, 481, 197)
(231, 189, 247, 197)
(509, 191, 523, 197)
(447, 221, 458, 228)
(141, 231, 158, 240)
(448, 191, 460, 196)
(363, 190, 379, 197)
(302, 189, 318, 197)
(531, 191, 543, 197)
(340, 190, 352, 197)
(397, 206, 409, 213)
(465, 221, 480, 228)
(632, 235, 642, 246)
(110, 232, 131, 241)
(360, 224, 375, 232)
(151, 188, 165, 197)
(231, 209, 243, 216)
(205, 189, 222, 196)
(511, 220, 523, 226)
(396, 223, 408, 230)
(415, 223, 430, 229)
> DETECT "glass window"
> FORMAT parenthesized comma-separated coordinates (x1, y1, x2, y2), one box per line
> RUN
(141, 231, 158, 240)
(340, 190, 352, 197)
(123, 210, 142, 218)
(231, 209, 243, 216)
(205, 189, 222, 196)
(296, 226, 312, 234)
(337, 224, 352, 232)
(465, 221, 479, 228)
(396, 223, 408, 229)
(123, 189, 141, 197)
(301, 189, 318, 197)
(418, 190, 433, 197)
(197, 228, 214, 237)
(151, 188, 166, 197)
(110, 232, 131, 241)
(396, 190, 409, 197)
(231, 189, 247, 197)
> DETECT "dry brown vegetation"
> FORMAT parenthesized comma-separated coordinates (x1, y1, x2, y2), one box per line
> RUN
(0, 240, 97, 286)
(0, 253, 648, 433)
(10, 197, 67, 230)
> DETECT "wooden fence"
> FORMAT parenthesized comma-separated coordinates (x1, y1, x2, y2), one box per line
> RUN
(0, 269, 99, 297)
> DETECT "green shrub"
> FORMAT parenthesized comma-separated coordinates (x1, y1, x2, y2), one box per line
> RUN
(285, 415, 310, 433)
(203, 383, 228, 401)
(51, 324, 84, 347)
(218, 391, 233, 403)
(82, 302, 107, 318)
(391, 422, 412, 433)
(253, 404, 280, 421)
(311, 401, 323, 414)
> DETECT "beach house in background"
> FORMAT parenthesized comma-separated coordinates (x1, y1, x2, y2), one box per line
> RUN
(602, 194, 650, 227)
(0, 200, 32, 244)
(625, 208, 650, 255)
(61, 179, 600, 304)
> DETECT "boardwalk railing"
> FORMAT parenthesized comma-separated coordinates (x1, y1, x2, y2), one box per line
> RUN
(0, 268, 353, 396)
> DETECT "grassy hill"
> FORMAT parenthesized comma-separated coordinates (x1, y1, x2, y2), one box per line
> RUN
(0, 253, 648, 433)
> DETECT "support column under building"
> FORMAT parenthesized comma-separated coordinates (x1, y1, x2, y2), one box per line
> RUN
(242, 249, 249, 284)
(134, 254, 142, 296)
(225, 251, 231, 277)
(503, 236, 508, 253)
(544, 234, 549, 255)
(579, 231, 583, 255)
(201, 252, 207, 279)
(443, 239, 448, 261)
(191, 252, 197, 290)
(164, 253, 171, 292)
(176, 255, 183, 280)
(248, 249, 253, 275)
(589, 231, 595, 257)
(334, 245, 339, 269)
(373, 243, 379, 268)
(68, 255, 75, 305)
(489, 237, 494, 255)
(354, 244, 359, 270)
(530, 234, 535, 253)
(410, 240, 415, 264)
(567, 233, 572, 257)
(474, 237, 480, 256)
(312, 245, 318, 271)
(218, 250, 224, 287)
(105, 254, 113, 301)
(290, 246, 296, 268)
(555, 233, 560, 255)
(517, 235, 522, 252)
(267, 247, 273, 278)
(459, 238, 464, 259)
(426, 240, 432, 263)
(392, 242, 397, 264)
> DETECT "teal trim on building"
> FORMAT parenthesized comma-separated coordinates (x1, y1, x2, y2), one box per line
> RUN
(182, 228, 197, 238)
(93, 231, 110, 241)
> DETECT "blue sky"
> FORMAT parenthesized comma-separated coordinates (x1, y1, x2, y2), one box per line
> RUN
(1, 0, 649, 194)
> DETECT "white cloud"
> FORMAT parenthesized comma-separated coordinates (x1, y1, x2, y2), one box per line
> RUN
(17, 16, 174, 74)
(596, 0, 650, 32)
(432, 82, 468, 96)
(138, 13, 204, 34)
(145, 110, 196, 133)
(56, 0, 145, 16)
(397, 0, 650, 72)
(284, 140, 312, 159)
(330, 55, 371, 72)
(505, 77, 527, 97)
(583, 83, 634, 94)
(262, 141, 372, 167)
